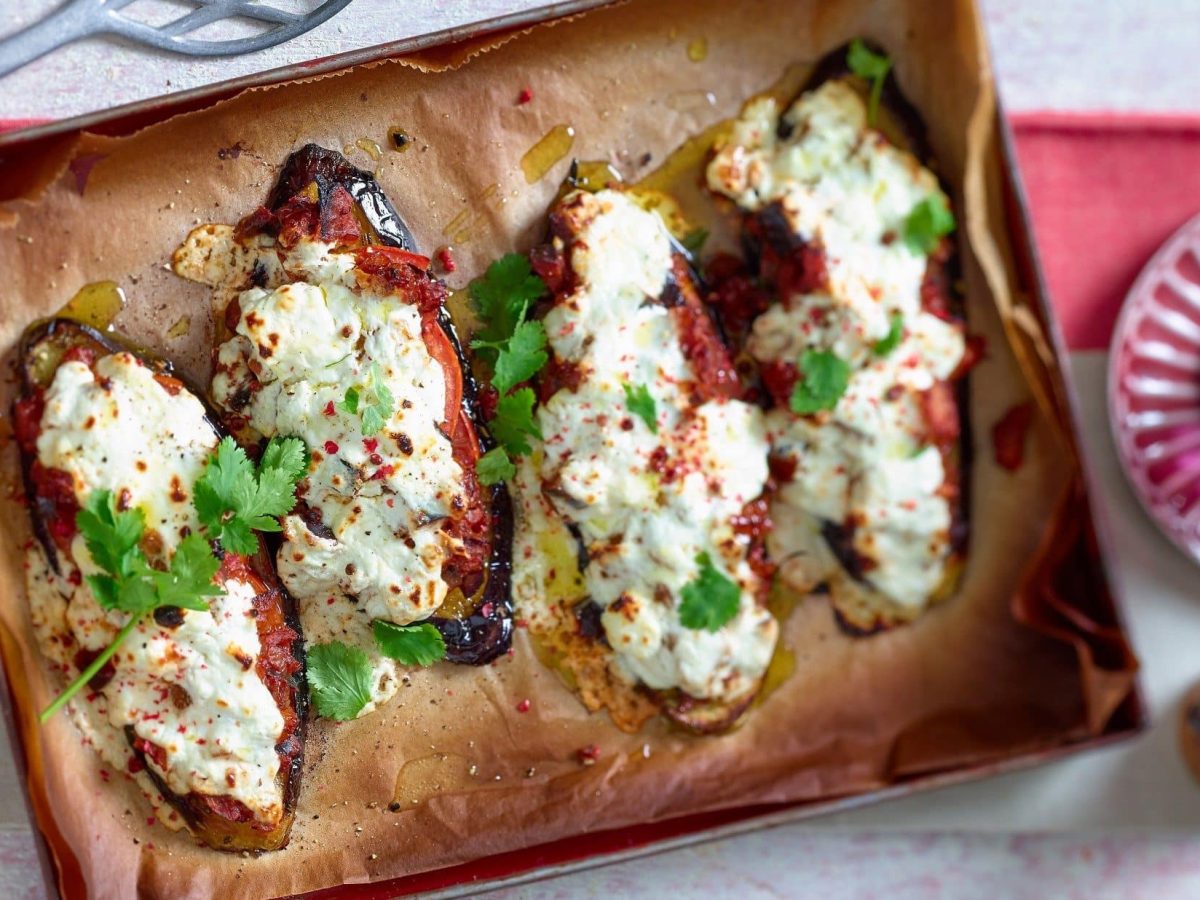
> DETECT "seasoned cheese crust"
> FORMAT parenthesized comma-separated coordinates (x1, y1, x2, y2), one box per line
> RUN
(25, 352, 286, 829)
(512, 189, 777, 720)
(175, 230, 466, 715)
(707, 80, 967, 626)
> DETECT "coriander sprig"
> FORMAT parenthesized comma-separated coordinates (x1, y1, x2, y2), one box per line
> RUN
(847, 39, 892, 127)
(678, 551, 742, 632)
(623, 382, 658, 433)
(308, 622, 447, 720)
(467, 254, 550, 486)
(40, 492, 222, 723)
(41, 435, 309, 722)
(194, 436, 309, 555)
(341, 364, 395, 437)
(902, 194, 956, 256)
(790, 349, 851, 415)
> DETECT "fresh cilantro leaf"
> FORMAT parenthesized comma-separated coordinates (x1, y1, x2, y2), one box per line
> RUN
(489, 388, 542, 458)
(678, 552, 742, 632)
(847, 38, 892, 126)
(194, 436, 307, 554)
(260, 435, 310, 485)
(491, 319, 548, 395)
(790, 349, 851, 415)
(77, 490, 146, 580)
(361, 405, 386, 437)
(476, 446, 516, 485)
(85, 573, 120, 611)
(307, 641, 373, 720)
(873, 312, 904, 356)
(680, 227, 710, 256)
(373, 620, 446, 667)
(153, 533, 223, 612)
(347, 365, 395, 437)
(903, 194, 956, 256)
(623, 382, 658, 433)
(469, 253, 546, 347)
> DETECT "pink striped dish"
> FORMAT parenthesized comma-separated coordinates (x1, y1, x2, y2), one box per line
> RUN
(1110, 211, 1200, 562)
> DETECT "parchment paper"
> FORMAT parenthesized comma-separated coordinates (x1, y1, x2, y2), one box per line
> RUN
(0, 0, 1138, 897)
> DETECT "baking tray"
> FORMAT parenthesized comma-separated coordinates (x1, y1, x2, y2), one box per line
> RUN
(0, 2, 1146, 897)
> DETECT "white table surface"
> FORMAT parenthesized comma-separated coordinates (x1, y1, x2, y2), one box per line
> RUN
(2, 1, 1200, 897)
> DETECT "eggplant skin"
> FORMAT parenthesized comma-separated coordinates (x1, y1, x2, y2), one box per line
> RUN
(244, 143, 515, 666)
(16, 318, 307, 852)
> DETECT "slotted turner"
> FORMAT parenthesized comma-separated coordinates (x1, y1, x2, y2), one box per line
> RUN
(0, 0, 353, 79)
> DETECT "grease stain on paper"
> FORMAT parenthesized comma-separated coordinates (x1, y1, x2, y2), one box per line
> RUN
(521, 125, 575, 184)
(442, 182, 502, 244)
(55, 281, 125, 331)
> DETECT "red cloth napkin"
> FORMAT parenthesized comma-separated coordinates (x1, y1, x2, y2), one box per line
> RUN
(1009, 112, 1200, 351)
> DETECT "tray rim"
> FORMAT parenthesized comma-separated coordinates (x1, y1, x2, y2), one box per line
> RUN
(0, 2, 1147, 897)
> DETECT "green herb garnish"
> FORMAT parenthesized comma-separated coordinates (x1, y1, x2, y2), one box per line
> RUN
(678, 552, 742, 632)
(373, 620, 446, 667)
(193, 436, 309, 556)
(789, 349, 851, 415)
(623, 382, 658, 433)
(476, 446, 516, 486)
(902, 194, 956, 256)
(872, 312, 904, 356)
(847, 38, 892, 126)
(489, 387, 542, 458)
(306, 641, 374, 721)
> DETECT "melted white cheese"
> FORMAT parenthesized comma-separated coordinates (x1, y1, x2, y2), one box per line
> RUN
(27, 353, 285, 825)
(191, 236, 464, 715)
(707, 81, 966, 612)
(514, 189, 777, 702)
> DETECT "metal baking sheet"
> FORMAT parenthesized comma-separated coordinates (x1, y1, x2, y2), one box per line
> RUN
(0, 4, 1145, 896)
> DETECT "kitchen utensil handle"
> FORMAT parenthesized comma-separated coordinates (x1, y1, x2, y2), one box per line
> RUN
(0, 0, 100, 80)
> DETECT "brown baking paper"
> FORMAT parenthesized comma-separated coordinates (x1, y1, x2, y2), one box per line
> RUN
(0, 0, 1139, 896)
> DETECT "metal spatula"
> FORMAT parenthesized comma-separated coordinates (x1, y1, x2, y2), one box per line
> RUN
(0, 0, 353, 80)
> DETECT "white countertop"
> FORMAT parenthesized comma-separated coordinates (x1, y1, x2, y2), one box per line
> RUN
(2, 1, 1200, 897)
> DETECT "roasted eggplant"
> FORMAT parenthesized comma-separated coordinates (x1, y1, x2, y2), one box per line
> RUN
(173, 145, 512, 715)
(13, 318, 306, 851)
(704, 43, 975, 633)
(508, 187, 777, 734)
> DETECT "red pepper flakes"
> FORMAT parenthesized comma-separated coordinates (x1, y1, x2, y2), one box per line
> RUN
(127, 756, 144, 774)
(323, 400, 336, 416)
(577, 744, 601, 766)
(516, 699, 531, 713)
(363, 437, 379, 452)
(435, 246, 456, 273)
(370, 464, 395, 481)
(99, 769, 110, 783)
(516, 618, 528, 629)
(146, 817, 156, 826)
(992, 402, 1034, 471)
(324, 440, 339, 455)
(517, 87, 533, 105)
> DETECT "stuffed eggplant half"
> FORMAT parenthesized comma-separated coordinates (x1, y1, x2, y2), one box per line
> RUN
(173, 146, 511, 719)
(508, 188, 777, 733)
(705, 46, 973, 632)
(14, 320, 306, 851)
